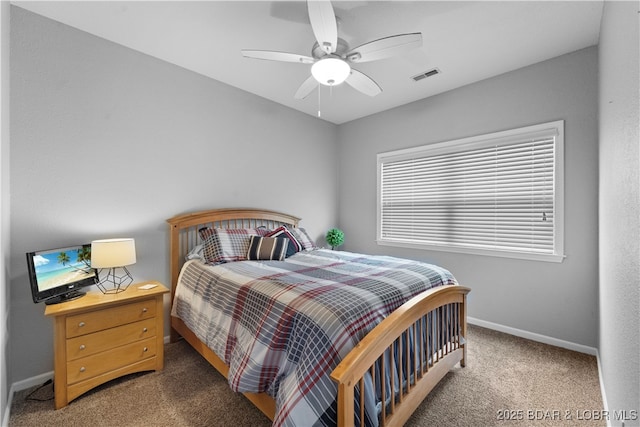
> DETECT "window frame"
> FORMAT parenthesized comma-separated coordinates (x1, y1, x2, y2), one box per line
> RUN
(376, 120, 565, 262)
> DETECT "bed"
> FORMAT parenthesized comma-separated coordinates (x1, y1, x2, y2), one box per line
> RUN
(167, 208, 470, 427)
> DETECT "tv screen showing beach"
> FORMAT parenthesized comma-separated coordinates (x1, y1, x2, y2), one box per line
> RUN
(32, 246, 96, 292)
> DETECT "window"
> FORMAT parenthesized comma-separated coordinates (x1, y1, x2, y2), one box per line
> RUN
(377, 121, 564, 262)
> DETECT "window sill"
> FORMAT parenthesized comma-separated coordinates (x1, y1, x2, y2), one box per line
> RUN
(376, 240, 565, 263)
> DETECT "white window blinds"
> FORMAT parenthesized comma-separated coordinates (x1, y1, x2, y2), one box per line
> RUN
(377, 121, 564, 262)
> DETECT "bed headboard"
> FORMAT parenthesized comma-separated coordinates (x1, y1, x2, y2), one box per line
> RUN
(166, 208, 300, 308)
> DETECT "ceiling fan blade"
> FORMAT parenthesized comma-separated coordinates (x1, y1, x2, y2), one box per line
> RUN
(307, 0, 338, 54)
(295, 75, 319, 99)
(345, 33, 423, 63)
(241, 50, 315, 64)
(345, 69, 382, 97)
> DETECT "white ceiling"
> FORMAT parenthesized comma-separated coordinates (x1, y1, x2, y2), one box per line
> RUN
(13, 1, 603, 124)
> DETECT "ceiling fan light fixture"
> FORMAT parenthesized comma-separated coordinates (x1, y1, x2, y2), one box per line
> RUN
(311, 57, 351, 86)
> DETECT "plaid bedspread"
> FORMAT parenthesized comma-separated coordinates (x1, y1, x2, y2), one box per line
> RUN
(171, 249, 457, 427)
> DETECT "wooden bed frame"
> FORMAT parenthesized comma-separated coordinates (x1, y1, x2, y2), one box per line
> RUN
(167, 208, 470, 427)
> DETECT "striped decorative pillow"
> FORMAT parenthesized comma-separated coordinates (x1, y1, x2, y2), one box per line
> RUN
(289, 227, 317, 251)
(246, 236, 288, 261)
(199, 227, 268, 264)
(266, 226, 301, 257)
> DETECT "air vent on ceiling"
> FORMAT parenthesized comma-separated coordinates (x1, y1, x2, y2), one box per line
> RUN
(411, 68, 441, 82)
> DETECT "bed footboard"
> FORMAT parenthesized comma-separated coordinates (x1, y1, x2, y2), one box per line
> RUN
(330, 284, 471, 427)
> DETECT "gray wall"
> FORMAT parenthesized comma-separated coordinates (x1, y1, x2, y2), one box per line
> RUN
(1, 0, 11, 423)
(598, 1, 640, 423)
(9, 7, 338, 383)
(337, 47, 599, 348)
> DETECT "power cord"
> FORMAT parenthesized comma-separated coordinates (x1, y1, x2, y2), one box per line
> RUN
(25, 378, 54, 401)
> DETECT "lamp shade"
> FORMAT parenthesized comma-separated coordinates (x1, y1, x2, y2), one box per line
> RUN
(311, 57, 351, 86)
(91, 238, 136, 268)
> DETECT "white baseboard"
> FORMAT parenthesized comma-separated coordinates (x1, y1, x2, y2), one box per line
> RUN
(595, 348, 612, 427)
(467, 316, 598, 355)
(9, 370, 53, 394)
(1, 388, 10, 427)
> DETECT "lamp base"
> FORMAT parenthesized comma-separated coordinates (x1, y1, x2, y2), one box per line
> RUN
(96, 267, 133, 294)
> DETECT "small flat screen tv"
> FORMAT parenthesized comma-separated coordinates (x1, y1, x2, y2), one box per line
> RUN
(26, 244, 98, 305)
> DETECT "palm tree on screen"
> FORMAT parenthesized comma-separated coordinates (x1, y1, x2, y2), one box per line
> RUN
(57, 252, 70, 266)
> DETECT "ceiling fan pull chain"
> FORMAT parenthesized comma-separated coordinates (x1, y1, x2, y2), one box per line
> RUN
(317, 85, 321, 118)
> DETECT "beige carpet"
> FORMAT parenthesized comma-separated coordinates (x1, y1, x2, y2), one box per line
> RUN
(9, 325, 604, 427)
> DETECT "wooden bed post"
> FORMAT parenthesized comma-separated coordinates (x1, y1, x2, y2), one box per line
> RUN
(336, 382, 355, 427)
(169, 223, 181, 343)
(460, 292, 468, 368)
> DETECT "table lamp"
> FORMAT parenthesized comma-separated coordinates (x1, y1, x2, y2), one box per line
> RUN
(91, 238, 136, 294)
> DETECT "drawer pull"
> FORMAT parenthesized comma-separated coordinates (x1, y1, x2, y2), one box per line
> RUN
(142, 328, 148, 333)
(78, 321, 85, 328)
(143, 347, 148, 352)
(79, 367, 86, 373)
(79, 344, 86, 350)
(142, 308, 148, 313)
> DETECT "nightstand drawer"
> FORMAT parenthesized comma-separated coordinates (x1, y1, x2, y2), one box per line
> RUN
(67, 336, 157, 384)
(66, 298, 156, 338)
(66, 318, 156, 361)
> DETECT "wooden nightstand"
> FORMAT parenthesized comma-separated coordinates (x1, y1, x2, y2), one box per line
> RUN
(44, 281, 169, 409)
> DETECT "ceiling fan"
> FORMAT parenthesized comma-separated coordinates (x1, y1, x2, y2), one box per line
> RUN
(241, 0, 422, 99)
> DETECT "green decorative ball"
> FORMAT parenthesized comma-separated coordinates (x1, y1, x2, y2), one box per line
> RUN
(325, 228, 345, 250)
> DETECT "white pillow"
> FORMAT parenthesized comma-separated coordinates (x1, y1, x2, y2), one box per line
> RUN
(185, 244, 204, 261)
